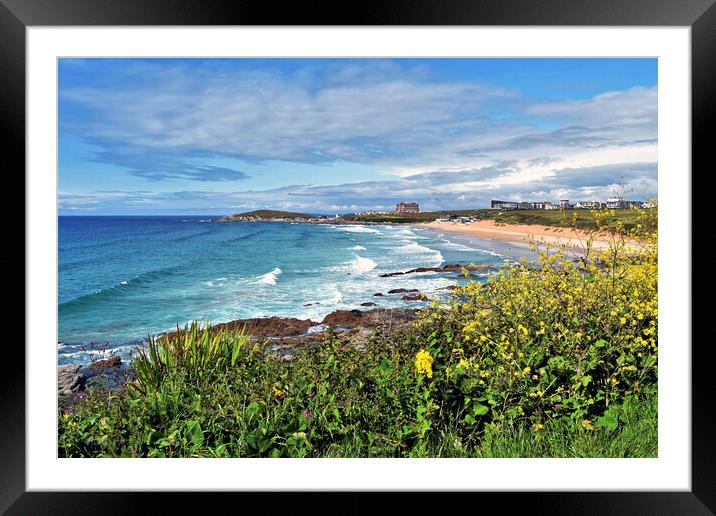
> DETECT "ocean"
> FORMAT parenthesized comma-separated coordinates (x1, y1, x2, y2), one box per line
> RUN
(58, 216, 532, 365)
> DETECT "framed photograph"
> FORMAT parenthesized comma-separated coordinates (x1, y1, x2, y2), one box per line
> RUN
(5, 0, 711, 512)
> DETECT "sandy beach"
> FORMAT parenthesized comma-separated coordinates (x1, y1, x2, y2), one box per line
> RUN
(417, 220, 619, 251)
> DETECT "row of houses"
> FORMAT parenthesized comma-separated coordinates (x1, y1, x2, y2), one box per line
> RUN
(491, 198, 653, 210)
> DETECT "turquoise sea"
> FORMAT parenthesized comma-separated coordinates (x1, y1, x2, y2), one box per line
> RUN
(58, 216, 533, 365)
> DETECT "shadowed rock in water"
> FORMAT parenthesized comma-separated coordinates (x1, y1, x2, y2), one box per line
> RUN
(388, 288, 419, 294)
(402, 294, 429, 301)
(379, 263, 491, 278)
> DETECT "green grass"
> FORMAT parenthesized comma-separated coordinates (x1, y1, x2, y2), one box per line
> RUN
(467, 394, 657, 458)
(479, 208, 648, 230)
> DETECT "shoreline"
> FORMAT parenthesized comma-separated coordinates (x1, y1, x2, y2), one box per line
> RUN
(58, 219, 618, 373)
(416, 220, 618, 250)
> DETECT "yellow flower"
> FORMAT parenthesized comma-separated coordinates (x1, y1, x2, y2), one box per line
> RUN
(581, 419, 594, 430)
(531, 422, 544, 432)
(523, 366, 531, 375)
(415, 349, 434, 378)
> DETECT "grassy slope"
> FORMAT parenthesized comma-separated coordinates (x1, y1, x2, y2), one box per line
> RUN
(229, 209, 315, 219)
(348, 209, 490, 224)
(479, 208, 644, 230)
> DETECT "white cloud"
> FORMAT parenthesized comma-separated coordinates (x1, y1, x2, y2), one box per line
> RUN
(59, 61, 657, 212)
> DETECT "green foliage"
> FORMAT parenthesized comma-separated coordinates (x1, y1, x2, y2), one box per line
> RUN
(132, 322, 251, 394)
(349, 209, 489, 224)
(228, 210, 314, 219)
(59, 207, 658, 458)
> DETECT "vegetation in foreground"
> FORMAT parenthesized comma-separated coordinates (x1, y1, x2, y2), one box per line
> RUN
(59, 207, 658, 458)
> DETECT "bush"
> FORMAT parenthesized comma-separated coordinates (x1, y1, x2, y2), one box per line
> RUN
(410, 204, 657, 442)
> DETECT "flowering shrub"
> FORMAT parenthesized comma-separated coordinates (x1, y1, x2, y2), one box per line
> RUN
(413, 205, 658, 437)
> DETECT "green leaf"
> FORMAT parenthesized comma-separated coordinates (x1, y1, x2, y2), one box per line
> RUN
(596, 411, 619, 431)
(185, 420, 203, 449)
(472, 403, 489, 416)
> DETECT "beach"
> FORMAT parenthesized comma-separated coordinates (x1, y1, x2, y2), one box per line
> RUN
(417, 220, 619, 251)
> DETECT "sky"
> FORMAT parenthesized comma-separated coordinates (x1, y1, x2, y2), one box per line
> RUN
(58, 58, 657, 215)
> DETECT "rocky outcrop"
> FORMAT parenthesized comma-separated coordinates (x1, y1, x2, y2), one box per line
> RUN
(88, 356, 121, 370)
(164, 316, 315, 340)
(388, 288, 419, 294)
(402, 294, 429, 301)
(58, 364, 86, 396)
(379, 263, 491, 278)
(360, 302, 377, 307)
(321, 308, 419, 329)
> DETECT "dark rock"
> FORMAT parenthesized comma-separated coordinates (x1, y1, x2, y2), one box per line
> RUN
(88, 356, 121, 370)
(373, 293, 384, 297)
(401, 294, 429, 301)
(388, 288, 420, 294)
(321, 307, 420, 328)
(380, 263, 491, 278)
(360, 302, 377, 307)
(58, 365, 86, 396)
(321, 309, 365, 327)
(164, 316, 316, 340)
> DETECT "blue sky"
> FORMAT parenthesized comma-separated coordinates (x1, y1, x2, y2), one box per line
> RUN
(58, 58, 657, 215)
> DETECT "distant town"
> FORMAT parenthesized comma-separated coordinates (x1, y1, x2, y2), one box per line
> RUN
(216, 196, 655, 225)
(355, 198, 655, 217)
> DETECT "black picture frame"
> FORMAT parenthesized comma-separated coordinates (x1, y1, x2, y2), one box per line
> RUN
(4, 0, 710, 513)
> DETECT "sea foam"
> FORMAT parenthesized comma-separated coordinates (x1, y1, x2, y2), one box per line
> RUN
(258, 267, 283, 285)
(339, 226, 381, 234)
(350, 256, 377, 272)
(395, 241, 444, 264)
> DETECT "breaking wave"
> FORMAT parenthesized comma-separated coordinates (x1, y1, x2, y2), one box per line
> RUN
(258, 267, 283, 285)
